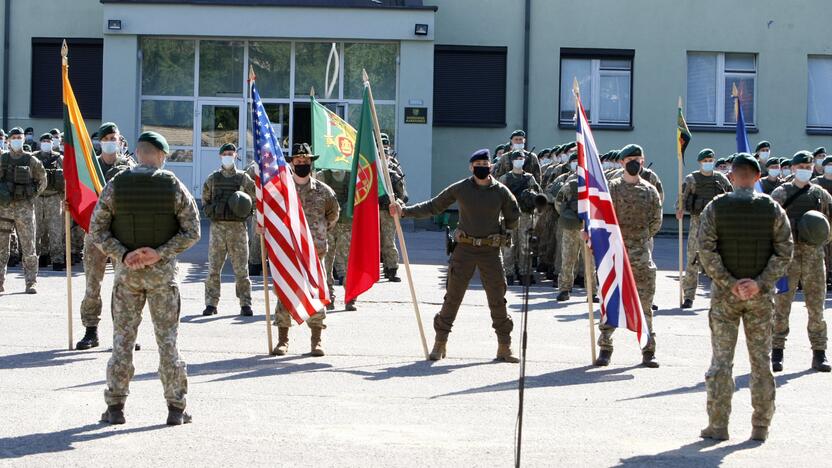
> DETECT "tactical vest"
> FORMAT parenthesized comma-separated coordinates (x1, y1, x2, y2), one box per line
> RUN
(1, 153, 36, 201)
(209, 171, 247, 222)
(99, 156, 133, 182)
(40, 153, 64, 194)
(813, 177, 832, 197)
(714, 194, 776, 279)
(760, 177, 781, 195)
(503, 172, 537, 213)
(687, 172, 726, 215)
(783, 185, 822, 242)
(111, 169, 180, 251)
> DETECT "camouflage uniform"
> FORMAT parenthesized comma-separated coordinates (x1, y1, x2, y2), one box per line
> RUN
(34, 150, 65, 264)
(698, 189, 792, 430)
(771, 182, 832, 351)
(555, 174, 595, 293)
(318, 169, 352, 284)
(494, 149, 542, 183)
(544, 171, 572, 276)
(812, 175, 832, 278)
(89, 164, 201, 410)
(274, 177, 339, 328)
(498, 170, 540, 277)
(0, 151, 47, 289)
(599, 177, 662, 353)
(608, 166, 665, 202)
(379, 155, 408, 274)
(245, 162, 262, 268)
(202, 166, 256, 308)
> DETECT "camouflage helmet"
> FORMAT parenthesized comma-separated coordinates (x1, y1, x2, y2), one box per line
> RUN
(797, 210, 830, 246)
(227, 191, 253, 219)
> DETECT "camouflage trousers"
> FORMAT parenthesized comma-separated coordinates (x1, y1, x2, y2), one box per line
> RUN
(248, 216, 261, 266)
(535, 206, 557, 267)
(105, 260, 187, 409)
(706, 292, 776, 429)
(325, 223, 352, 283)
(80, 234, 110, 327)
(558, 228, 595, 293)
(0, 200, 38, 286)
(773, 243, 828, 350)
(682, 215, 702, 301)
(825, 242, 832, 278)
(436, 244, 513, 343)
(599, 238, 656, 353)
(552, 214, 563, 274)
(275, 251, 327, 328)
(70, 222, 84, 255)
(204, 221, 251, 307)
(502, 213, 535, 276)
(380, 210, 399, 270)
(35, 194, 64, 263)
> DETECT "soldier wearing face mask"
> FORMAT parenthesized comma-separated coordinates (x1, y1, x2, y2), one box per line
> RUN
(754, 141, 771, 177)
(541, 151, 578, 288)
(23, 127, 34, 148)
(677, 148, 733, 309)
(499, 151, 541, 286)
(318, 167, 356, 312)
(608, 146, 664, 203)
(541, 142, 575, 188)
(759, 158, 783, 194)
(812, 147, 827, 178)
(534, 147, 558, 278)
(812, 153, 832, 290)
(494, 130, 541, 183)
(780, 159, 793, 181)
(33, 133, 66, 271)
(49, 129, 63, 155)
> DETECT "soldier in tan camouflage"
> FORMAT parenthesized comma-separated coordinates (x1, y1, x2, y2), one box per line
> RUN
(318, 168, 355, 311)
(90, 131, 201, 426)
(33, 133, 66, 270)
(272, 143, 339, 357)
(698, 153, 792, 442)
(493, 130, 542, 183)
(202, 143, 256, 317)
(499, 151, 541, 285)
(245, 160, 263, 276)
(554, 153, 596, 302)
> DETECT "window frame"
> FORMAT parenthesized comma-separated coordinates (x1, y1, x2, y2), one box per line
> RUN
(558, 48, 634, 131)
(686, 51, 758, 132)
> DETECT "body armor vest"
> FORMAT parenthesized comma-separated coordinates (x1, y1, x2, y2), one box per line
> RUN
(209, 171, 246, 222)
(1, 153, 35, 201)
(782, 184, 822, 242)
(687, 172, 726, 215)
(714, 194, 776, 279)
(111, 168, 179, 251)
(39, 152, 64, 194)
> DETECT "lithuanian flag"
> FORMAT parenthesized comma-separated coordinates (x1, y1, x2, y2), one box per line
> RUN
(677, 97, 691, 164)
(62, 40, 105, 232)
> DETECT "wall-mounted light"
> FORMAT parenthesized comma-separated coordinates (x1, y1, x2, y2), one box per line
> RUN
(414, 24, 428, 36)
(107, 19, 122, 31)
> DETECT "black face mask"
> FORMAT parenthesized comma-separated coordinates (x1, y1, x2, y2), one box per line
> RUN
(293, 164, 311, 177)
(472, 166, 491, 180)
(624, 160, 642, 176)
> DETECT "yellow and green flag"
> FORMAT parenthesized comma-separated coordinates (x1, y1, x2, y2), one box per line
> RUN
(310, 95, 357, 170)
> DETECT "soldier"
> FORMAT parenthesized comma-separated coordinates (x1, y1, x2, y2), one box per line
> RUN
(33, 133, 66, 270)
(595, 144, 662, 368)
(554, 153, 596, 302)
(608, 149, 664, 203)
(90, 131, 200, 426)
(318, 167, 356, 311)
(490, 143, 507, 175)
(542, 142, 575, 188)
(770, 150, 832, 373)
(499, 151, 541, 285)
(697, 153, 792, 443)
(494, 130, 541, 183)
(780, 159, 793, 180)
(541, 154, 578, 284)
(389, 148, 520, 362)
(537, 148, 553, 168)
(0, 129, 6, 152)
(0, 127, 47, 293)
(272, 143, 339, 357)
(759, 158, 782, 195)
(201, 143, 256, 317)
(754, 141, 771, 177)
(49, 128, 64, 154)
(813, 147, 827, 177)
(23, 127, 35, 148)
(677, 149, 733, 308)
(244, 159, 263, 276)
(379, 133, 407, 283)
(715, 158, 730, 175)
(76, 122, 136, 350)
(812, 154, 832, 289)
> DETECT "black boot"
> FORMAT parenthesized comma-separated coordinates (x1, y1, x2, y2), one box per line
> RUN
(7, 255, 19, 267)
(771, 348, 784, 372)
(345, 300, 357, 311)
(642, 351, 660, 368)
(812, 350, 831, 372)
(100, 404, 125, 425)
(681, 298, 693, 309)
(240, 305, 253, 317)
(556, 290, 570, 302)
(594, 349, 612, 366)
(76, 327, 99, 350)
(202, 305, 217, 316)
(545, 267, 555, 281)
(166, 405, 192, 426)
(52, 262, 66, 271)
(385, 268, 402, 283)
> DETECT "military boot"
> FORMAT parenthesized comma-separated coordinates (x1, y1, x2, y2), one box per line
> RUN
(25, 283, 37, 294)
(751, 426, 769, 442)
(812, 350, 831, 372)
(166, 405, 192, 426)
(556, 290, 570, 302)
(100, 404, 125, 425)
(496, 343, 520, 363)
(76, 327, 99, 350)
(273, 327, 289, 356)
(594, 349, 612, 366)
(345, 300, 357, 311)
(326, 296, 335, 311)
(240, 305, 253, 317)
(310, 328, 325, 356)
(771, 348, 784, 372)
(681, 298, 693, 309)
(700, 426, 729, 440)
(429, 341, 447, 361)
(385, 268, 402, 283)
(642, 351, 660, 368)
(202, 305, 217, 316)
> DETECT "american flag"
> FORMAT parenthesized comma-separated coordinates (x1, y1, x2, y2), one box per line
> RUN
(251, 81, 329, 323)
(575, 98, 649, 348)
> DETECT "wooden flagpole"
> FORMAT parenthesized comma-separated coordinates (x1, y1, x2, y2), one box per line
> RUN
(573, 78, 596, 364)
(362, 69, 429, 360)
(62, 42, 73, 350)
(677, 97, 685, 307)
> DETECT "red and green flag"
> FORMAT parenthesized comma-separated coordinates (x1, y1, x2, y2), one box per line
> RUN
(62, 41, 104, 232)
(311, 94, 357, 171)
(677, 97, 691, 164)
(344, 86, 387, 304)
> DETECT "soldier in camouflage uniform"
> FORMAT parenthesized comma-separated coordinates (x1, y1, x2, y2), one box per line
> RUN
(677, 148, 733, 308)
(76, 123, 137, 350)
(244, 160, 263, 276)
(811, 153, 832, 287)
(379, 133, 407, 283)
(0, 127, 47, 294)
(698, 153, 792, 442)
(754, 141, 772, 177)
(201, 143, 256, 317)
(494, 130, 542, 183)
(91, 131, 201, 426)
(541, 142, 575, 188)
(499, 151, 541, 285)
(595, 144, 662, 368)
(812, 147, 826, 178)
(759, 158, 782, 195)
(540, 154, 576, 283)
(554, 153, 596, 302)
(272, 143, 339, 357)
(318, 168, 356, 311)
(770, 151, 832, 373)
(33, 133, 66, 270)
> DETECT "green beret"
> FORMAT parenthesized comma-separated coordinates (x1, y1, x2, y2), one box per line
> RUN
(552, 145, 562, 154)
(8, 127, 23, 136)
(470, 148, 490, 163)
(39, 133, 52, 142)
(49, 128, 61, 136)
(24, 127, 33, 133)
(755, 141, 771, 152)
(731, 152, 760, 174)
(792, 150, 814, 165)
(600, 151, 610, 161)
(813, 147, 827, 157)
(538, 148, 551, 157)
(823, 156, 832, 166)
(289, 142, 318, 161)
(98, 122, 119, 139)
(137, 131, 170, 154)
(219, 143, 237, 154)
(510, 129, 526, 139)
(510, 150, 525, 160)
(619, 144, 643, 159)
(715, 158, 727, 166)
(697, 148, 715, 161)
(780, 159, 792, 168)
(727, 154, 737, 164)
(562, 141, 576, 151)
(494, 144, 506, 154)
(765, 158, 781, 168)
(568, 152, 578, 163)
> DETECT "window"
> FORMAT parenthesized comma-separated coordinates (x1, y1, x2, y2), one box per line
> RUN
(808, 56, 832, 131)
(687, 52, 756, 128)
(559, 50, 633, 128)
(30, 38, 102, 119)
(249, 41, 291, 99)
(344, 42, 397, 100)
(433, 45, 506, 127)
(199, 40, 244, 97)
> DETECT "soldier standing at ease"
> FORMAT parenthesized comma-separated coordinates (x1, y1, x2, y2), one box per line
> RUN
(494, 130, 541, 183)
(698, 154, 792, 442)
(244, 159, 263, 276)
(389, 149, 520, 362)
(91, 131, 201, 426)
(379, 133, 407, 283)
(754, 141, 772, 177)
(759, 158, 782, 195)
(201, 143, 256, 317)
(318, 167, 356, 311)
(499, 150, 541, 285)
(0, 127, 47, 293)
(770, 151, 832, 373)
(677, 149, 733, 308)
(554, 153, 596, 302)
(272, 143, 339, 357)
(811, 153, 832, 289)
(595, 145, 662, 368)
(813, 147, 827, 178)
(33, 133, 66, 270)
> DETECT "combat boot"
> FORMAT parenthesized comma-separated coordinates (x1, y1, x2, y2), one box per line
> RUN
(273, 327, 289, 355)
(642, 352, 660, 368)
(429, 341, 447, 361)
(240, 305, 253, 317)
(496, 343, 520, 363)
(771, 348, 784, 372)
(326, 297, 335, 311)
(25, 283, 37, 294)
(76, 327, 99, 350)
(166, 405, 192, 426)
(345, 300, 357, 311)
(594, 349, 612, 366)
(751, 426, 769, 442)
(100, 404, 125, 425)
(700, 426, 729, 440)
(202, 305, 217, 316)
(681, 298, 693, 309)
(506, 274, 515, 286)
(310, 328, 325, 356)
(556, 290, 570, 302)
(385, 268, 402, 283)
(812, 350, 831, 372)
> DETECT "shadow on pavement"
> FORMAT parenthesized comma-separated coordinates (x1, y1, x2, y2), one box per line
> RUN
(320, 359, 493, 381)
(180, 313, 261, 325)
(614, 438, 761, 467)
(0, 423, 168, 459)
(0, 349, 100, 370)
(620, 369, 814, 401)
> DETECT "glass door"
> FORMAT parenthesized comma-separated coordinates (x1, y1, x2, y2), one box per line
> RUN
(195, 101, 245, 198)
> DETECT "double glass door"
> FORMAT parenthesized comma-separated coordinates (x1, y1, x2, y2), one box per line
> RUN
(195, 101, 245, 197)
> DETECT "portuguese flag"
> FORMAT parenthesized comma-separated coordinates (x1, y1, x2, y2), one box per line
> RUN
(62, 41, 105, 232)
(311, 94, 357, 171)
(344, 86, 387, 304)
